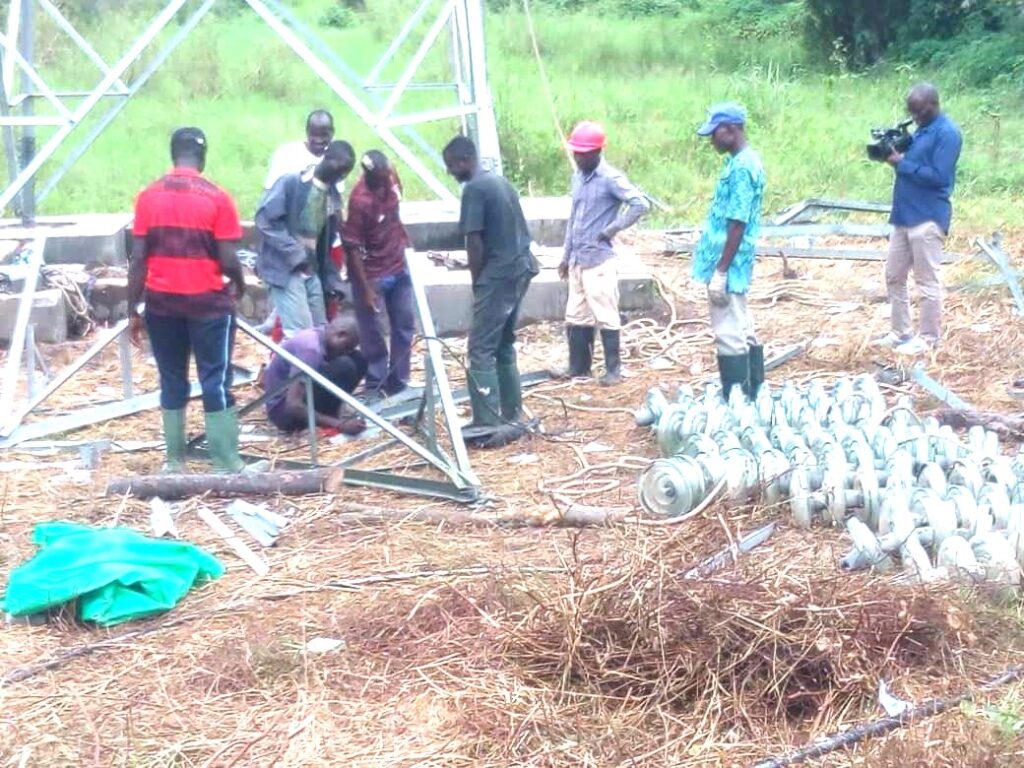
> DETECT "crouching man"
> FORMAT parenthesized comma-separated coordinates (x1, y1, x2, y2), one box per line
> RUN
(263, 316, 368, 435)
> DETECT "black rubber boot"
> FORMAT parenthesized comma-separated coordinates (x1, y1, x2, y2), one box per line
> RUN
(563, 325, 594, 378)
(717, 353, 751, 402)
(747, 344, 765, 398)
(598, 329, 622, 387)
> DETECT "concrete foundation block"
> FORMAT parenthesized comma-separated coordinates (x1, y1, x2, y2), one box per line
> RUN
(0, 288, 69, 344)
(238, 196, 572, 253)
(0, 214, 131, 266)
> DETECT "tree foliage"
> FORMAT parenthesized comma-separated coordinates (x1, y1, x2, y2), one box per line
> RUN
(804, 0, 1024, 74)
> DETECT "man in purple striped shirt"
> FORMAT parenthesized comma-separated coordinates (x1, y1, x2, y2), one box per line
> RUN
(557, 121, 649, 386)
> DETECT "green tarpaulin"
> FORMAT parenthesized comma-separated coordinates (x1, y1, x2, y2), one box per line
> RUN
(2, 522, 223, 626)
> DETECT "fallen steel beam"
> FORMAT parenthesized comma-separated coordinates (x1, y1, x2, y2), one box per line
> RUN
(975, 235, 1024, 315)
(0, 367, 257, 448)
(106, 468, 343, 500)
(772, 198, 891, 226)
(663, 237, 961, 264)
(910, 363, 973, 411)
(377, 370, 553, 422)
(1, 318, 129, 438)
(341, 468, 480, 504)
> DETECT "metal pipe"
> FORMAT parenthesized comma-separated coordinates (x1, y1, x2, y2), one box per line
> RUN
(304, 376, 318, 466)
(37, 0, 215, 204)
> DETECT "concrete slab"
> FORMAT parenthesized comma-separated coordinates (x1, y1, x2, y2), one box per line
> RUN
(0, 214, 131, 266)
(238, 196, 572, 252)
(0, 288, 69, 344)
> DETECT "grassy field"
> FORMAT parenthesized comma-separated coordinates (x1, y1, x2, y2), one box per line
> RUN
(9, 0, 1024, 233)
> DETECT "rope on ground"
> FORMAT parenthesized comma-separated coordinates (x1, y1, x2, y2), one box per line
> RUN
(40, 266, 93, 336)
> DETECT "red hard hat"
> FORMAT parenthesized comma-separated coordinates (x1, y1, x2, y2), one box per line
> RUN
(566, 121, 606, 153)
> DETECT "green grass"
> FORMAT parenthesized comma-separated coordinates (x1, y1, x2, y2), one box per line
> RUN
(8, 0, 1024, 233)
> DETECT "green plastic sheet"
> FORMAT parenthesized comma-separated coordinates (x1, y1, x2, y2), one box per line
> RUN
(2, 522, 223, 626)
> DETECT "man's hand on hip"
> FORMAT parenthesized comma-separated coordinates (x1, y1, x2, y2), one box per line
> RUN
(708, 269, 729, 308)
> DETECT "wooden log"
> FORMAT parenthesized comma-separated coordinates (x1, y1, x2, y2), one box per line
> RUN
(106, 469, 344, 500)
(933, 408, 1024, 438)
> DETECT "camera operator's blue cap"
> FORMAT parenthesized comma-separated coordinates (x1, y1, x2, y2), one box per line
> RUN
(696, 102, 746, 136)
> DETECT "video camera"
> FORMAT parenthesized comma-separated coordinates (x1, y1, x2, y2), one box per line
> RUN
(866, 119, 914, 162)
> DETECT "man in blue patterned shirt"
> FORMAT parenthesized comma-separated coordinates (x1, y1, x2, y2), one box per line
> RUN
(693, 103, 766, 401)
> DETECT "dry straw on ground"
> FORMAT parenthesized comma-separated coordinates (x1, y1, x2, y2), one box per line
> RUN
(2, 233, 1024, 766)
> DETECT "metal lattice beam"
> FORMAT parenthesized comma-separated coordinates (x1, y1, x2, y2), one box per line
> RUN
(0, 0, 505, 214)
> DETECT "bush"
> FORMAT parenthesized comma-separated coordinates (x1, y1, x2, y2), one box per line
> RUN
(804, 0, 1024, 76)
(320, 4, 356, 29)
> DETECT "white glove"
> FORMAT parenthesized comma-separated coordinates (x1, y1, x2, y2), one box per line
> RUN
(708, 269, 729, 307)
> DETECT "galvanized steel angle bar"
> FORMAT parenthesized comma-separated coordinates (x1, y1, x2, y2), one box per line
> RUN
(1, 316, 128, 438)
(341, 468, 480, 504)
(243, 0, 456, 202)
(0, 236, 44, 423)
(235, 317, 475, 491)
(974, 235, 1024, 316)
(406, 248, 478, 486)
(0, 0, 192, 212)
(37, 0, 217, 204)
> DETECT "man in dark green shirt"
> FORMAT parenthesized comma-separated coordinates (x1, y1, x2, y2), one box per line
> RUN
(443, 135, 539, 446)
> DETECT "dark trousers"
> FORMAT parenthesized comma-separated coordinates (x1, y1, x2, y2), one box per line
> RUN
(269, 351, 367, 432)
(468, 271, 533, 372)
(351, 269, 415, 394)
(146, 312, 235, 413)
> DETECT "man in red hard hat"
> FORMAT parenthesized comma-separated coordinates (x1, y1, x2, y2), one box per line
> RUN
(557, 121, 649, 386)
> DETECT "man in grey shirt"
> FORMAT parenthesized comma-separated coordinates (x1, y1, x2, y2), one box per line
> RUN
(443, 135, 538, 447)
(557, 121, 649, 386)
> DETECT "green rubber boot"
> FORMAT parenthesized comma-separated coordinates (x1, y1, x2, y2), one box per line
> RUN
(205, 408, 269, 474)
(717, 353, 751, 403)
(161, 408, 187, 474)
(496, 361, 524, 421)
(465, 369, 502, 429)
(747, 344, 765, 399)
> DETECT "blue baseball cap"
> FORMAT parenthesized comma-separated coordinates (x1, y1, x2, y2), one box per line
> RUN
(696, 103, 746, 136)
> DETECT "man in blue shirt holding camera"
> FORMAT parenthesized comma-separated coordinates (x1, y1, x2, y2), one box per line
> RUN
(874, 83, 962, 355)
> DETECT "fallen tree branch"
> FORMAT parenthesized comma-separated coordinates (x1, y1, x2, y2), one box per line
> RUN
(105, 469, 343, 500)
(751, 664, 1024, 768)
(933, 408, 1024, 438)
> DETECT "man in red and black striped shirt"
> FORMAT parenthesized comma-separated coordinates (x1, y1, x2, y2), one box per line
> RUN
(129, 127, 262, 474)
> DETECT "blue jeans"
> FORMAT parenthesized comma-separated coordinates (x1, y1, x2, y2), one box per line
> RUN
(269, 271, 327, 338)
(351, 269, 416, 395)
(146, 312, 236, 413)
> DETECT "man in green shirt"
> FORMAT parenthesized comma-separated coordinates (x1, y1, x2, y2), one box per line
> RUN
(443, 135, 539, 447)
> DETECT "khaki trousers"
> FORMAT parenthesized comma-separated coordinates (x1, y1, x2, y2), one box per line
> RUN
(709, 291, 757, 356)
(565, 260, 621, 330)
(886, 221, 944, 343)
